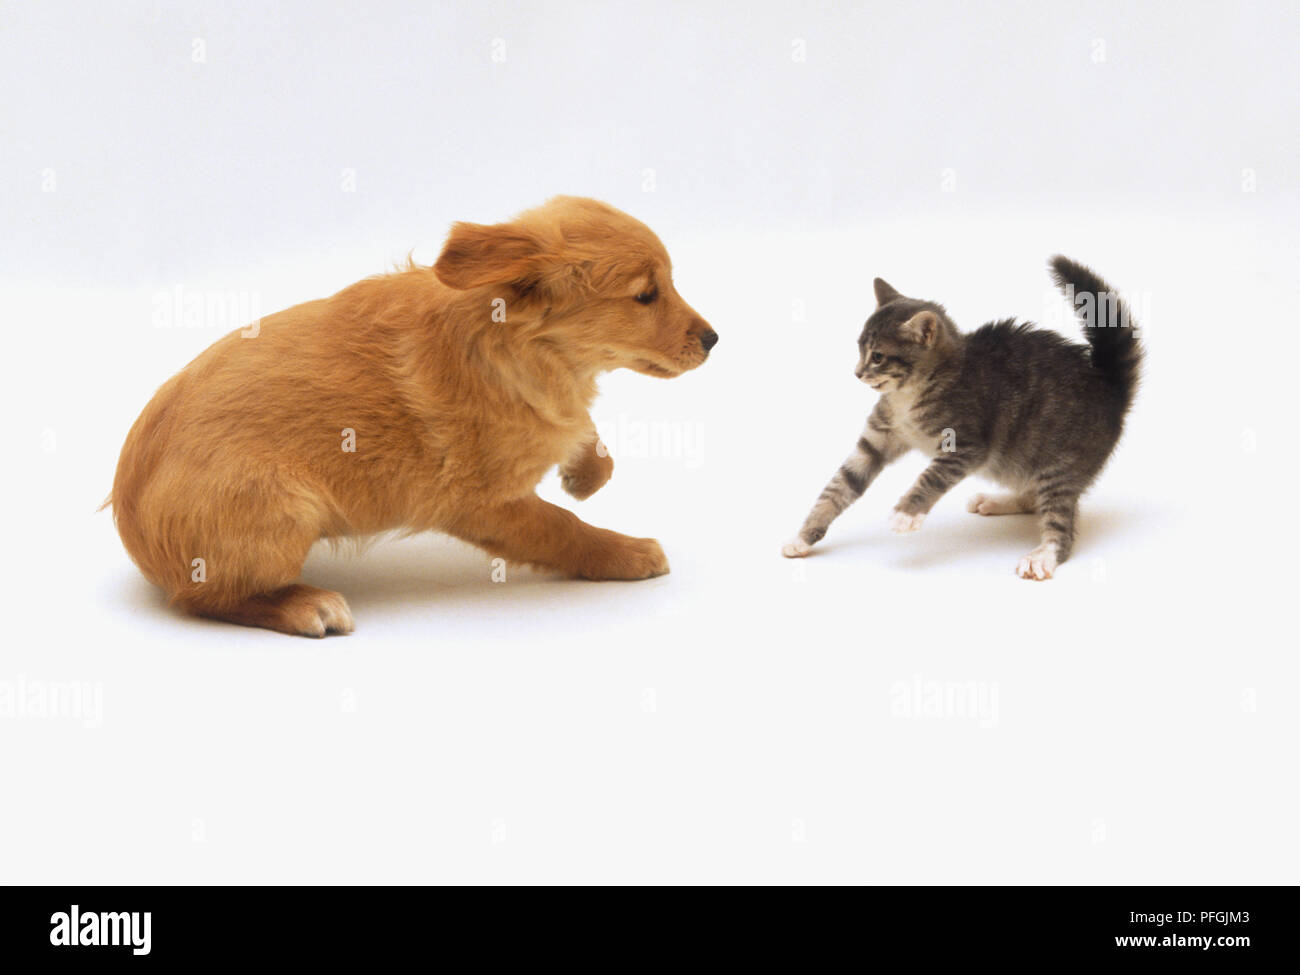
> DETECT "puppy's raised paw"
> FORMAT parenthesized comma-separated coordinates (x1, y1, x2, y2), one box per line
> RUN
(560, 444, 614, 501)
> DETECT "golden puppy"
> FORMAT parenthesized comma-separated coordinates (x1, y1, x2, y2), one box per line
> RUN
(108, 196, 717, 636)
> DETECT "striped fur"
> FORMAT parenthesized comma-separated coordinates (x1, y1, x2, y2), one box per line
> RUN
(784, 259, 1143, 579)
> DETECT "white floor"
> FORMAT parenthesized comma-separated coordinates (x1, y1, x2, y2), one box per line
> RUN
(4, 208, 1297, 884)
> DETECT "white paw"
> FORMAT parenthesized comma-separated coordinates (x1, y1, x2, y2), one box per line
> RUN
(1016, 545, 1058, 581)
(890, 510, 926, 534)
(782, 537, 813, 558)
(967, 493, 1008, 515)
(317, 591, 356, 634)
(967, 492, 1028, 516)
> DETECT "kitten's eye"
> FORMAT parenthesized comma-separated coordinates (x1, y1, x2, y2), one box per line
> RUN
(870, 352, 886, 365)
(634, 287, 658, 305)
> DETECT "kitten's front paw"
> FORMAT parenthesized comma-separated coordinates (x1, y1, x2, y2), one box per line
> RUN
(782, 537, 813, 558)
(1015, 545, 1058, 581)
(890, 510, 926, 534)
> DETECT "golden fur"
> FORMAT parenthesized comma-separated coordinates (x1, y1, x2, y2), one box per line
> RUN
(108, 197, 717, 636)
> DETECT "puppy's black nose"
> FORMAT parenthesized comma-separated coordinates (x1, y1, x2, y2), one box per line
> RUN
(699, 329, 719, 352)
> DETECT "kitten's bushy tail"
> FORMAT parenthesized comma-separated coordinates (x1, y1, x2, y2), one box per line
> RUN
(1049, 255, 1142, 409)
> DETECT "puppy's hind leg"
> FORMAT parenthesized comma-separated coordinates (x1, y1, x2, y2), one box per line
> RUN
(164, 474, 354, 636)
(189, 583, 354, 638)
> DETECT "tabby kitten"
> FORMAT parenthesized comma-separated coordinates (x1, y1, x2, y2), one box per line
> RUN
(782, 256, 1141, 579)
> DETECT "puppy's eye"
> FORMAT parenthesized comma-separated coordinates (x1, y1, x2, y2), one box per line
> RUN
(870, 352, 886, 365)
(634, 287, 658, 305)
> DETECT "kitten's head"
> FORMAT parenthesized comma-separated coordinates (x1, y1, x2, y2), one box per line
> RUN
(855, 277, 957, 393)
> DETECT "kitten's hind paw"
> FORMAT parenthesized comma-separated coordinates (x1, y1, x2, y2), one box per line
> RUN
(968, 492, 1033, 516)
(890, 510, 926, 534)
(1016, 545, 1058, 581)
(782, 537, 814, 558)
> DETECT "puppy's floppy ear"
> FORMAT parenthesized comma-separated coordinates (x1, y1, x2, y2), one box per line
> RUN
(433, 221, 554, 293)
(873, 277, 902, 306)
(899, 310, 939, 347)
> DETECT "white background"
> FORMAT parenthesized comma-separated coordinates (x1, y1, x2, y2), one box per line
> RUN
(2, 1, 1297, 884)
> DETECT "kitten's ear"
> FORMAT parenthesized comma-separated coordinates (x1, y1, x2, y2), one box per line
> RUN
(873, 278, 902, 306)
(900, 310, 939, 347)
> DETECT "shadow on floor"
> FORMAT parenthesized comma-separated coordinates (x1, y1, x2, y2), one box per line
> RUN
(807, 501, 1159, 571)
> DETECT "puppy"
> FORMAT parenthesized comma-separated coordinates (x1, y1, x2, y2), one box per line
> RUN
(108, 196, 717, 636)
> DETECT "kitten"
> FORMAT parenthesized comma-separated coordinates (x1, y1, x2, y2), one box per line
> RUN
(782, 256, 1142, 579)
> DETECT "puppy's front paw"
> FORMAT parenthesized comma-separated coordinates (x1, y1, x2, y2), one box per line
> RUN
(561, 471, 602, 501)
(560, 445, 614, 501)
(782, 537, 813, 558)
(890, 509, 926, 534)
(1015, 545, 1058, 581)
(580, 536, 669, 580)
(630, 538, 670, 579)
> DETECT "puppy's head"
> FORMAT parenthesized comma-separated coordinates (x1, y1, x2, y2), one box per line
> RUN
(854, 277, 957, 393)
(434, 196, 717, 378)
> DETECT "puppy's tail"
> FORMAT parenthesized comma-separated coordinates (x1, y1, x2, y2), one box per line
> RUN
(1049, 255, 1142, 411)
